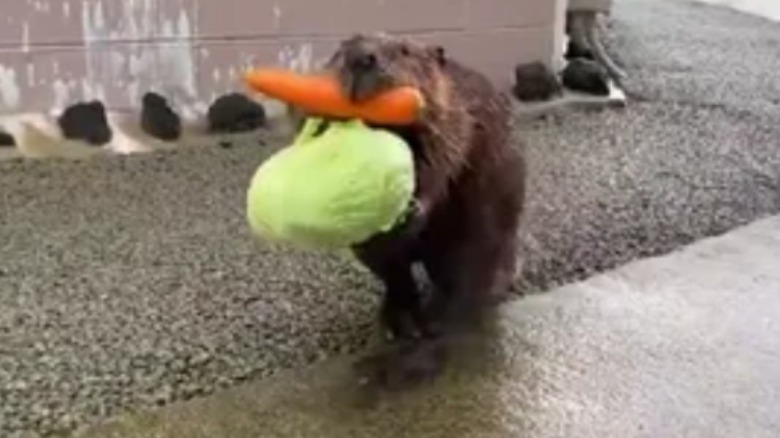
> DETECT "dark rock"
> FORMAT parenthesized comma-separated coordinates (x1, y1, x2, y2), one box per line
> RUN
(207, 93, 266, 134)
(57, 100, 113, 146)
(565, 40, 595, 61)
(512, 62, 563, 102)
(561, 59, 611, 96)
(0, 130, 15, 147)
(141, 92, 182, 142)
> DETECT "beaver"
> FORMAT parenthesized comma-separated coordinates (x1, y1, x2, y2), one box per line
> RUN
(310, 34, 526, 387)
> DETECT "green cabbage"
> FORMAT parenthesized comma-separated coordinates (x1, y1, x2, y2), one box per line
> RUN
(246, 118, 415, 249)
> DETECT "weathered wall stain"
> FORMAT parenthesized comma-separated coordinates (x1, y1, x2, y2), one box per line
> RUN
(80, 0, 198, 111)
(0, 65, 21, 108)
(0, 0, 563, 115)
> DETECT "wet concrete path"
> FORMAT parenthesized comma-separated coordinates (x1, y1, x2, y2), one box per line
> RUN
(77, 215, 780, 438)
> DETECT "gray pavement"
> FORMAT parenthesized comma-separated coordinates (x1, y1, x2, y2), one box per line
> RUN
(2, 0, 780, 436)
(76, 214, 780, 438)
(611, 0, 780, 115)
(689, 0, 780, 23)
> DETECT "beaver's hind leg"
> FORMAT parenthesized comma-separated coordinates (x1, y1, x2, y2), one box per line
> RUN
(351, 221, 448, 389)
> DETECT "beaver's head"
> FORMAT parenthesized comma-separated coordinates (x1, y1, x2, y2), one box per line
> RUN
(323, 33, 447, 103)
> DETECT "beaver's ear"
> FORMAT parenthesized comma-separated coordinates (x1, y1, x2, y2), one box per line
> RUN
(400, 44, 411, 56)
(428, 45, 447, 66)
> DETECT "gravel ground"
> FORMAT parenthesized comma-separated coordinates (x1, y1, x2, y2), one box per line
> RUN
(1, 0, 780, 436)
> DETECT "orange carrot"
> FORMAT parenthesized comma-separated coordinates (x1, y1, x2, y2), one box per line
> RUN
(244, 68, 424, 126)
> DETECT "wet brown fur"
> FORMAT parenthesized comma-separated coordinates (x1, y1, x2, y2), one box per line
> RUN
(313, 34, 526, 387)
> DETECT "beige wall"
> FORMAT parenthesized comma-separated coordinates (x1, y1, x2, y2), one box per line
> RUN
(0, 0, 562, 116)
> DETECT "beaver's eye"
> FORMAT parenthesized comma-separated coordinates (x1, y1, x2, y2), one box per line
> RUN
(362, 53, 377, 68)
(349, 53, 377, 70)
(400, 45, 410, 56)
